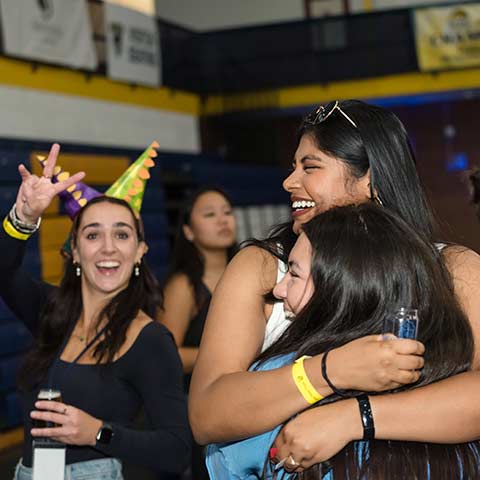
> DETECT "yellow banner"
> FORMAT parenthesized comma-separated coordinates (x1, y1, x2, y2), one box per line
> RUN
(414, 3, 480, 71)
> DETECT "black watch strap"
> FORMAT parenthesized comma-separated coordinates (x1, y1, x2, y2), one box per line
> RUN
(96, 422, 114, 445)
(356, 394, 375, 440)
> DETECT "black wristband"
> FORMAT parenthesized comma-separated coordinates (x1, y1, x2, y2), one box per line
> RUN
(321, 348, 348, 398)
(356, 394, 375, 440)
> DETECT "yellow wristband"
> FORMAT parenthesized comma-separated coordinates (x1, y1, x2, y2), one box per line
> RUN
(292, 355, 323, 405)
(3, 216, 31, 241)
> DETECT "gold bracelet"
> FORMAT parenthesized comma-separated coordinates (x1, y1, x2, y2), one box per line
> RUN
(291, 355, 323, 405)
(3, 216, 31, 240)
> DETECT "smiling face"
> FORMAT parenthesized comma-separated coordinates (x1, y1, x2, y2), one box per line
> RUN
(284, 134, 371, 234)
(273, 233, 315, 316)
(183, 191, 236, 251)
(72, 202, 146, 297)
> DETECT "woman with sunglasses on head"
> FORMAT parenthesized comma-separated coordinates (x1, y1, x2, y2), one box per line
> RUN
(158, 186, 236, 480)
(207, 203, 480, 479)
(0, 144, 190, 480)
(189, 100, 480, 467)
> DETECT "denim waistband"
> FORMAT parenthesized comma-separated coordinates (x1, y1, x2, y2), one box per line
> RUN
(14, 457, 123, 480)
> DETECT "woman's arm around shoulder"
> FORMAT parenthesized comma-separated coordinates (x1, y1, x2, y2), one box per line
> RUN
(372, 245, 480, 441)
(370, 244, 480, 443)
(443, 245, 480, 368)
(96, 320, 191, 474)
(189, 246, 279, 442)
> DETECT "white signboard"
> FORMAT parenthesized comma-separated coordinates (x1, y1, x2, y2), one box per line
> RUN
(105, 3, 161, 87)
(0, 0, 97, 70)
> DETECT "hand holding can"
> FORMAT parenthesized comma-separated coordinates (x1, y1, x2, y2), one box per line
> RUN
(383, 307, 419, 340)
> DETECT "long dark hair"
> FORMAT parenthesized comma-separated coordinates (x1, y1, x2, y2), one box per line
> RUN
(257, 203, 478, 479)
(468, 166, 480, 220)
(165, 187, 237, 309)
(251, 100, 439, 265)
(18, 196, 163, 390)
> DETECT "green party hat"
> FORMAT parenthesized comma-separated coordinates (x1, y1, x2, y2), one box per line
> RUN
(105, 141, 159, 214)
(39, 141, 160, 258)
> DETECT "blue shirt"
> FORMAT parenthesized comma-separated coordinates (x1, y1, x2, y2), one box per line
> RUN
(206, 353, 308, 480)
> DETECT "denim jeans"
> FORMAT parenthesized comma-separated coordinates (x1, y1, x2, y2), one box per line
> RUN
(14, 458, 123, 480)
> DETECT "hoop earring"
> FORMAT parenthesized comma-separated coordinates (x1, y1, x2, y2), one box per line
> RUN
(134, 263, 140, 277)
(74, 262, 81, 277)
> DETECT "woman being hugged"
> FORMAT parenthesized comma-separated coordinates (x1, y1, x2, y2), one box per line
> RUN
(208, 203, 479, 479)
(159, 187, 236, 479)
(1, 144, 190, 480)
(189, 100, 480, 466)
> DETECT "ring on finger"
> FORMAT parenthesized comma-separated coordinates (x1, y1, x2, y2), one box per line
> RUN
(286, 455, 300, 469)
(42, 175, 52, 180)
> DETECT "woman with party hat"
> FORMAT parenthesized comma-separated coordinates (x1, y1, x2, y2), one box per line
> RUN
(1, 143, 190, 480)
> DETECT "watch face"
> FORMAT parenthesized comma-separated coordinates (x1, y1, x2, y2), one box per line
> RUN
(97, 424, 114, 444)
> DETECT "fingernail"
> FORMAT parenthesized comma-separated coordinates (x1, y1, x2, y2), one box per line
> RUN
(269, 447, 278, 459)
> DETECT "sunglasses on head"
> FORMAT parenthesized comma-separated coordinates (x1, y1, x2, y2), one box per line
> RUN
(306, 100, 357, 128)
(305, 101, 385, 205)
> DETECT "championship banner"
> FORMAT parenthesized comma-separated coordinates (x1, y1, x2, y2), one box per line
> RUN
(0, 0, 97, 70)
(104, 3, 161, 87)
(414, 4, 480, 71)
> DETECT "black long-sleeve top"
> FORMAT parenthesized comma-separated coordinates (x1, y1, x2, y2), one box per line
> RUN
(0, 227, 191, 473)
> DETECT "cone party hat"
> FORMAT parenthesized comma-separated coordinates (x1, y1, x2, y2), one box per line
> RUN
(105, 141, 159, 215)
(37, 141, 159, 257)
(37, 141, 158, 218)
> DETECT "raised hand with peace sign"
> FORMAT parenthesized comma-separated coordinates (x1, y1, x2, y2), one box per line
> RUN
(15, 143, 85, 225)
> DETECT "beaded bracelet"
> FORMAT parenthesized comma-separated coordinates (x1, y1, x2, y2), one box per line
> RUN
(9, 203, 41, 233)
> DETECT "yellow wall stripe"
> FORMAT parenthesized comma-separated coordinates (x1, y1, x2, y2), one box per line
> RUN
(0, 427, 23, 451)
(201, 68, 480, 116)
(31, 152, 130, 185)
(0, 57, 200, 115)
(1, 56, 479, 118)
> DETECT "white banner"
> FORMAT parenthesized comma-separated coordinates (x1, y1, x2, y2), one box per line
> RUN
(0, 0, 97, 70)
(105, 3, 161, 87)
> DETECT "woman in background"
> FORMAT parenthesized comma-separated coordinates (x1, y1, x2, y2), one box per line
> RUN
(159, 187, 236, 479)
(208, 203, 479, 479)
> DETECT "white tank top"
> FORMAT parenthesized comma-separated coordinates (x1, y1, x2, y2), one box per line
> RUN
(262, 258, 291, 351)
